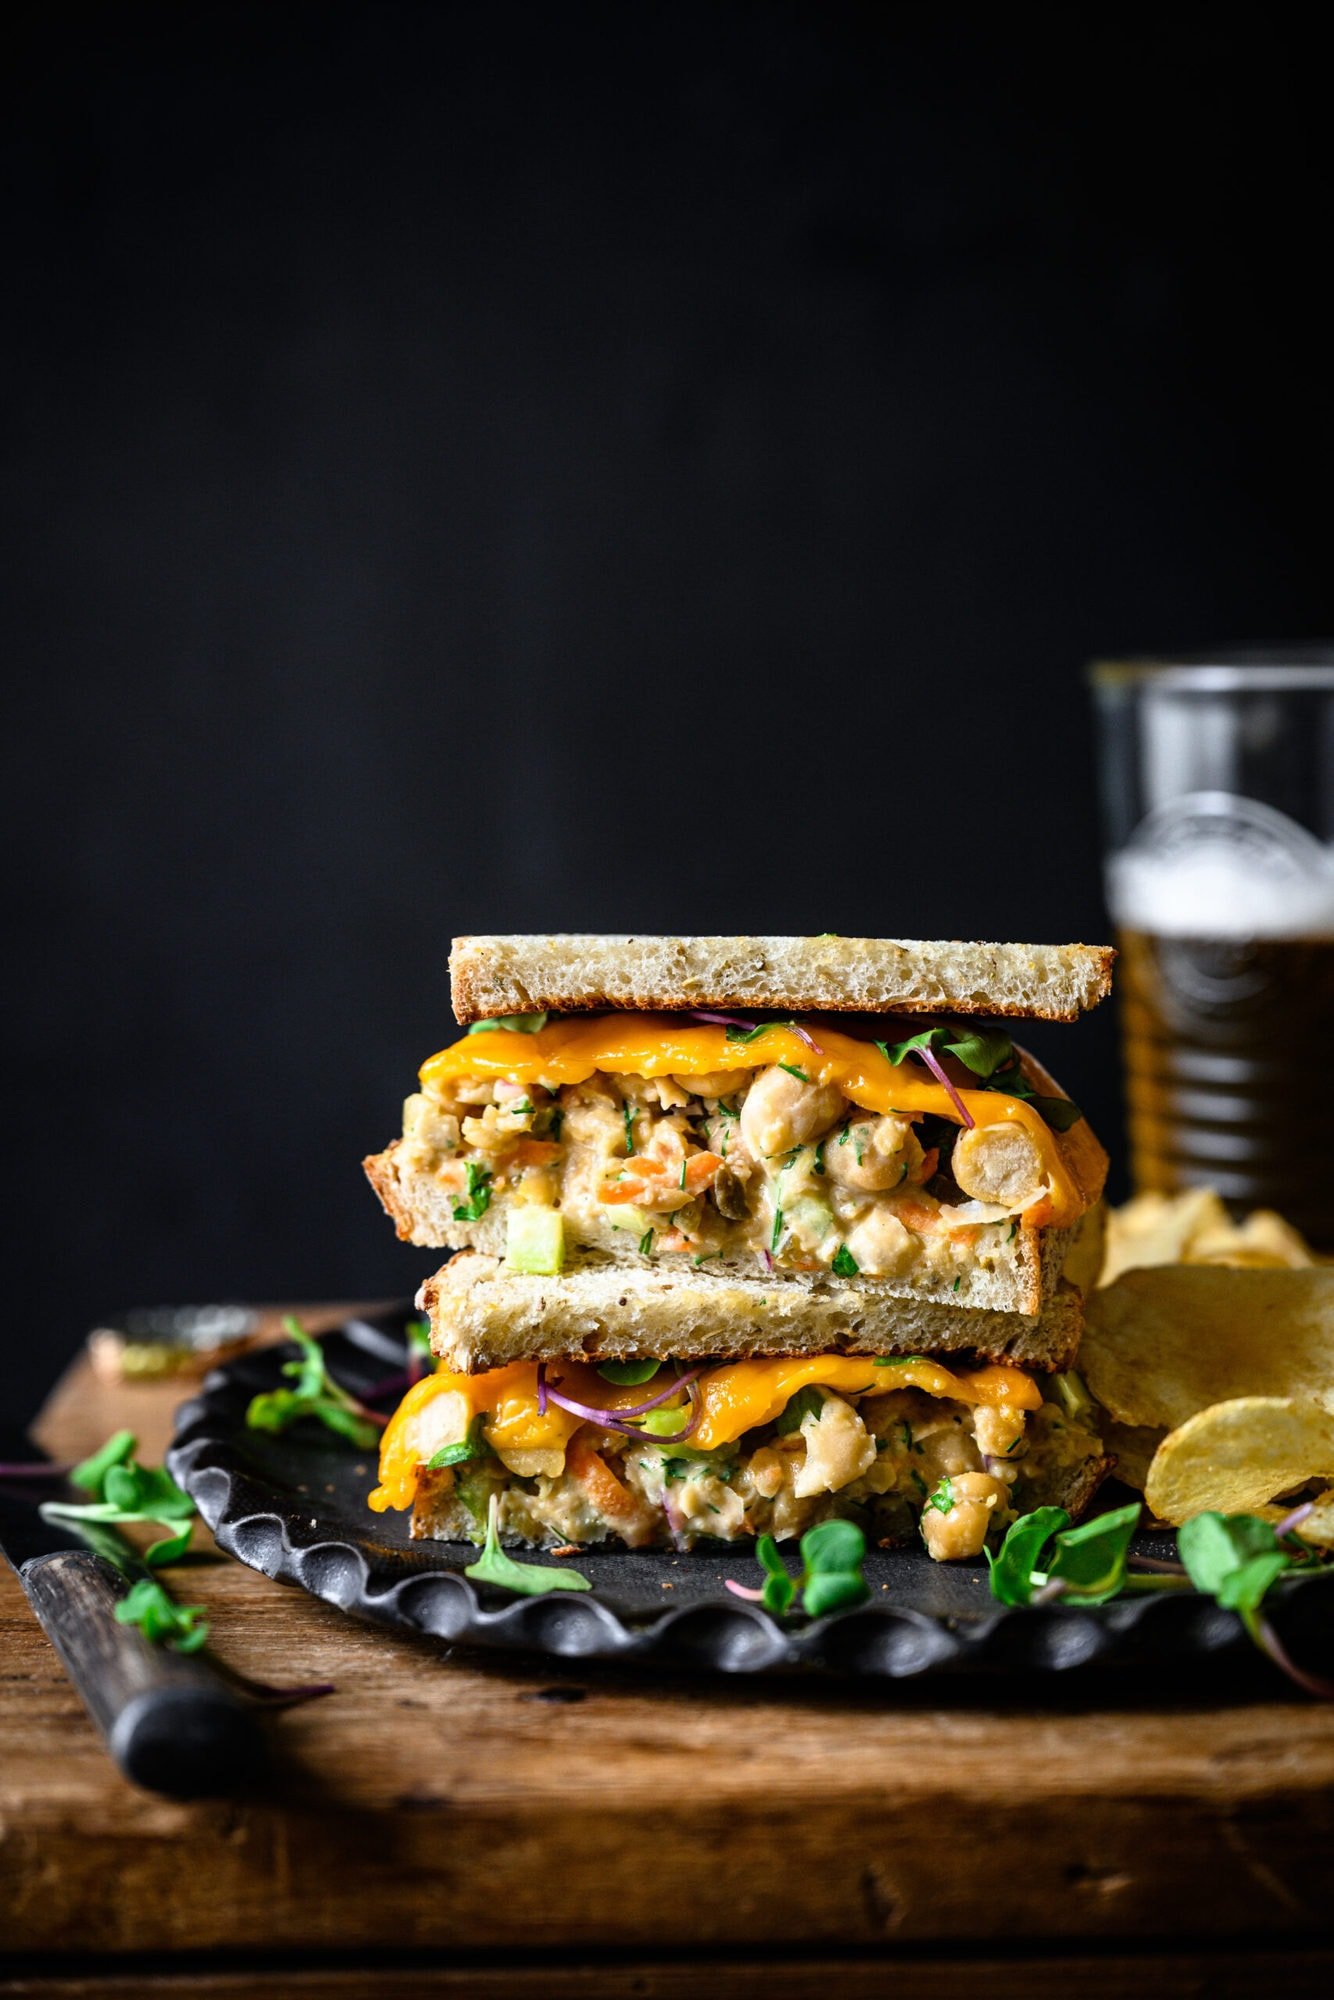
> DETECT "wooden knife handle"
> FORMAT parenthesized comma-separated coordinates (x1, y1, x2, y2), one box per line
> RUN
(21, 1549, 263, 1796)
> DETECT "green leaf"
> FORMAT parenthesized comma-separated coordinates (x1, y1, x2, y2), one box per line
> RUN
(103, 1462, 196, 1521)
(800, 1519, 866, 1574)
(1046, 1502, 1141, 1604)
(244, 1368, 381, 1452)
(623, 1102, 637, 1155)
(724, 1023, 772, 1044)
(771, 1207, 784, 1253)
(597, 1360, 661, 1385)
(778, 1062, 810, 1083)
(1178, 1512, 1281, 1596)
(144, 1521, 196, 1567)
(406, 1317, 434, 1364)
(638, 1228, 655, 1256)
(464, 1496, 592, 1595)
(452, 1160, 493, 1223)
(426, 1414, 492, 1471)
(925, 1477, 956, 1516)
(1029, 1093, 1084, 1132)
(774, 1385, 824, 1436)
(466, 1013, 548, 1034)
(986, 1506, 1071, 1607)
(755, 1536, 797, 1614)
(941, 1028, 1014, 1079)
(114, 1578, 210, 1653)
(803, 1570, 870, 1617)
(879, 1028, 950, 1067)
(831, 1244, 859, 1278)
(1216, 1552, 1291, 1616)
(69, 1430, 137, 1498)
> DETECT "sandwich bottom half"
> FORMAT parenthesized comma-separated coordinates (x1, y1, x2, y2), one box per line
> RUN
(370, 1274, 1112, 1564)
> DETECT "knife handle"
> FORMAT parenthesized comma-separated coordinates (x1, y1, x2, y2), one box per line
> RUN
(21, 1549, 264, 1796)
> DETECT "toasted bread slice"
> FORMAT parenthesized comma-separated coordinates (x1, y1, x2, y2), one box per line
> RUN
(450, 934, 1115, 1025)
(421, 1252, 1086, 1374)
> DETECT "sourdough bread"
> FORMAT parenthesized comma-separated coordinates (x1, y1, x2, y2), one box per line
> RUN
(450, 934, 1115, 1024)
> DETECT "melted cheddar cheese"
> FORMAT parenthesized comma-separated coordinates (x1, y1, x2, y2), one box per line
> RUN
(420, 1014, 1097, 1227)
(368, 1353, 1042, 1513)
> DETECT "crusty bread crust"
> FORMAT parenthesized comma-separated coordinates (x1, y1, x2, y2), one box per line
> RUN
(421, 1252, 1086, 1374)
(449, 934, 1115, 1024)
(366, 1140, 1079, 1316)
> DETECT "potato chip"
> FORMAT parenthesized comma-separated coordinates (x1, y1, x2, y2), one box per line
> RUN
(1254, 1487, 1334, 1549)
(1100, 1188, 1232, 1284)
(1101, 1420, 1164, 1495)
(1099, 1188, 1316, 1284)
(1144, 1396, 1334, 1525)
(1083, 1266, 1334, 1430)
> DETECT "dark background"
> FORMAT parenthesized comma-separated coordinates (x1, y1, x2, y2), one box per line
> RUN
(5, 3, 1333, 1419)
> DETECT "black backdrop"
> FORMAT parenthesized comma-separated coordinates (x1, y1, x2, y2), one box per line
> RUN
(5, 3, 1333, 1418)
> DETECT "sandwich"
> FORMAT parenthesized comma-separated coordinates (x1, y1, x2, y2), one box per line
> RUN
(366, 934, 1115, 1562)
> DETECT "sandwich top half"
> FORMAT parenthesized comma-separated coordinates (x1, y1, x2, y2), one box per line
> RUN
(363, 934, 1114, 1562)
(365, 933, 1112, 1344)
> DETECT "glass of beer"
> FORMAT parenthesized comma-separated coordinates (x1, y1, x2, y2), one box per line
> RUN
(1089, 652, 1334, 1248)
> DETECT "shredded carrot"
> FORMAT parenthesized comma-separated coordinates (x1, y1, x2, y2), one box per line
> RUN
(567, 1436, 638, 1519)
(510, 1138, 562, 1167)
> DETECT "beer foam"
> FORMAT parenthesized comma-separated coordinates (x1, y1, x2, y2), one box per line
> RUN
(1110, 849, 1334, 938)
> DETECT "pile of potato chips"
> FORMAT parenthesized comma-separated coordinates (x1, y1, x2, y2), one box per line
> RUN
(1082, 1189, 1333, 1545)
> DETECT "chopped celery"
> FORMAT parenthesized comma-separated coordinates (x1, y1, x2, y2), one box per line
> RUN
(503, 1207, 565, 1276)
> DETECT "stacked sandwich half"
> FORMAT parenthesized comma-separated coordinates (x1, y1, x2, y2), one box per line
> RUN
(365, 934, 1115, 1562)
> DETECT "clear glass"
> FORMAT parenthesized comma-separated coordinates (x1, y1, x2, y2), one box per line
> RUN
(1088, 651, 1334, 1248)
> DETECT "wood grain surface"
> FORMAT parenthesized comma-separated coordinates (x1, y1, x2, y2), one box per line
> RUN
(3, 1344, 1333, 1992)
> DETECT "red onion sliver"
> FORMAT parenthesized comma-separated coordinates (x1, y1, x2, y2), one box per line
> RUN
(918, 1043, 975, 1129)
(537, 1361, 548, 1416)
(725, 1579, 765, 1601)
(687, 1010, 758, 1031)
(537, 1362, 703, 1421)
(790, 1022, 825, 1056)
(542, 1379, 703, 1446)
(760, 1248, 774, 1273)
(1274, 1501, 1316, 1539)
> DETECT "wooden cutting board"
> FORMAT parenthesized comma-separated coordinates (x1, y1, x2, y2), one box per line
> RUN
(2, 1336, 1333, 1997)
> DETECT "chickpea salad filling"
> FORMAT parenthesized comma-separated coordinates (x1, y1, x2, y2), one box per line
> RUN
(370, 1351, 1106, 1562)
(384, 1011, 1103, 1288)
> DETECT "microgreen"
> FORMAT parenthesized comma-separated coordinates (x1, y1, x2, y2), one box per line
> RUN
(426, 1414, 492, 1471)
(733, 1522, 871, 1619)
(41, 1453, 197, 1570)
(778, 1062, 810, 1083)
(114, 1578, 210, 1653)
(873, 1354, 929, 1367)
(831, 1244, 859, 1278)
(925, 1476, 956, 1517)
(877, 1028, 1082, 1130)
(989, 1502, 1334, 1693)
(452, 1161, 493, 1223)
(638, 1228, 655, 1256)
(724, 1023, 771, 1044)
(466, 1013, 548, 1034)
(598, 1359, 662, 1385)
(245, 1318, 384, 1450)
(69, 1428, 137, 1495)
(465, 1494, 592, 1595)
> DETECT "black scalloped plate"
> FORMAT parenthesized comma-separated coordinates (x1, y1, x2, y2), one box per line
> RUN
(166, 1308, 1331, 1684)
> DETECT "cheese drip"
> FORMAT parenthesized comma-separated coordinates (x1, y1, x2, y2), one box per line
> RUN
(368, 1353, 1043, 1513)
(419, 1014, 1096, 1227)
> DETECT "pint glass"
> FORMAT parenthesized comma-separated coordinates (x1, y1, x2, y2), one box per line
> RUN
(1089, 654, 1334, 1249)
